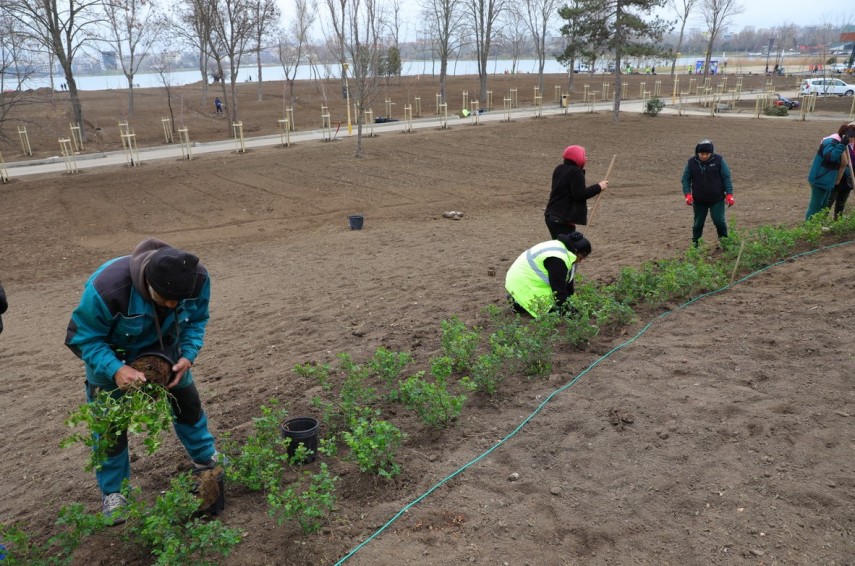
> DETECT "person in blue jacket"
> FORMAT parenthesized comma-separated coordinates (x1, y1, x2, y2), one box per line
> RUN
(681, 139, 734, 247)
(807, 123, 854, 220)
(65, 237, 223, 524)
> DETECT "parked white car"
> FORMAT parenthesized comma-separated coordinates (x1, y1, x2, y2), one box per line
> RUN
(800, 78, 855, 96)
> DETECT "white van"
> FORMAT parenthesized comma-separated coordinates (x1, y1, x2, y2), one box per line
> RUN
(801, 78, 855, 96)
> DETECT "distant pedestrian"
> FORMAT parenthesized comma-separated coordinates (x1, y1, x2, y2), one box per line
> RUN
(214, 97, 223, 114)
(681, 139, 734, 247)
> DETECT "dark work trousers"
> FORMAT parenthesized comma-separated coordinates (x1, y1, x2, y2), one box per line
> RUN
(692, 200, 728, 246)
(827, 179, 853, 220)
(545, 214, 577, 240)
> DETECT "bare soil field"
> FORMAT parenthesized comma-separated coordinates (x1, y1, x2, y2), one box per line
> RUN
(0, 71, 853, 565)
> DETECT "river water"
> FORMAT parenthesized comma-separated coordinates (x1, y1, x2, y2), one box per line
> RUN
(22, 56, 725, 92)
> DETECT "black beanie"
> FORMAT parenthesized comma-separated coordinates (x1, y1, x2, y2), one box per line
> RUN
(145, 247, 199, 301)
(695, 139, 714, 154)
(558, 231, 592, 257)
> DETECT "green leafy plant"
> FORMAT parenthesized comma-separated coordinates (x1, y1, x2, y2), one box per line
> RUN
(266, 462, 338, 533)
(398, 369, 466, 428)
(440, 316, 481, 373)
(223, 401, 291, 491)
(643, 97, 665, 116)
(488, 310, 559, 378)
(0, 504, 111, 565)
(123, 475, 242, 565)
(341, 417, 403, 478)
(368, 346, 413, 390)
(60, 384, 174, 471)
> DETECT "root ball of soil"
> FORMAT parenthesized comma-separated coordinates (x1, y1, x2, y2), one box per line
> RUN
(129, 354, 173, 386)
(196, 466, 223, 508)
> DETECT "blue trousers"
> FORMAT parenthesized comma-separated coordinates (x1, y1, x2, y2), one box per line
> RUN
(806, 185, 832, 220)
(85, 376, 216, 495)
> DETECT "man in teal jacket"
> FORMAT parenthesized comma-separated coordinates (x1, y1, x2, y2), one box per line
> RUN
(66, 237, 222, 523)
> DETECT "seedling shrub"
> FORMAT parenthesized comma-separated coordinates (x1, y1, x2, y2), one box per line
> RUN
(124, 476, 241, 565)
(341, 417, 403, 478)
(223, 401, 338, 533)
(440, 316, 480, 373)
(61, 384, 174, 471)
(0, 504, 111, 565)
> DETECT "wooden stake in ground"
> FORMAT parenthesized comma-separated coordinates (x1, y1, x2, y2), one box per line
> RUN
(587, 154, 617, 228)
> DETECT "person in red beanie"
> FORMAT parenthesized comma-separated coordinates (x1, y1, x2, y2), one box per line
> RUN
(544, 145, 609, 239)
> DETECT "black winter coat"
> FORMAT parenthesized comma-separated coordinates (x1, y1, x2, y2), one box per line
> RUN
(545, 160, 602, 225)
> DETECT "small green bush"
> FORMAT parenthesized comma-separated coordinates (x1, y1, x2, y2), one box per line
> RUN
(341, 417, 403, 478)
(763, 104, 788, 116)
(643, 97, 665, 116)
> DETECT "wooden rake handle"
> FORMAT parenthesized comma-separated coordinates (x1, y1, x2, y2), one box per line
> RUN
(587, 154, 617, 228)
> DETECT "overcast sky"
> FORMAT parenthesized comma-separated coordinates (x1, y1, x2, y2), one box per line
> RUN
(678, 2, 852, 32)
(285, 1, 853, 42)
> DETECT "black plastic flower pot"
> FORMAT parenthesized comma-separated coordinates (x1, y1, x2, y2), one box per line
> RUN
(348, 214, 364, 230)
(280, 417, 320, 463)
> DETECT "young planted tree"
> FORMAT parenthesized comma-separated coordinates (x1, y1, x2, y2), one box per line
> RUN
(172, 0, 216, 105)
(326, 0, 386, 157)
(418, 0, 465, 103)
(467, 0, 506, 102)
(278, 0, 317, 107)
(499, 5, 530, 76)
(668, 0, 698, 76)
(700, 0, 743, 80)
(518, 0, 557, 92)
(208, 0, 257, 124)
(0, 14, 42, 134)
(151, 50, 182, 132)
(559, 0, 671, 121)
(101, 0, 163, 115)
(250, 0, 281, 101)
(4, 0, 103, 141)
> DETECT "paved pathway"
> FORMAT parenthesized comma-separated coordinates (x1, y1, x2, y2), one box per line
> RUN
(1, 91, 827, 179)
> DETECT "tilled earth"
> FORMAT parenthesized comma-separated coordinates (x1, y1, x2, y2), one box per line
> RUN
(0, 72, 853, 565)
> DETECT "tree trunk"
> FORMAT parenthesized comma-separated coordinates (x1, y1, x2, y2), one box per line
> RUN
(257, 56, 263, 101)
(127, 76, 135, 115)
(66, 73, 86, 142)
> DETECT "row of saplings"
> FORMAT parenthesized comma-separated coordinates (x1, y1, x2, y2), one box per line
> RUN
(2, 214, 853, 565)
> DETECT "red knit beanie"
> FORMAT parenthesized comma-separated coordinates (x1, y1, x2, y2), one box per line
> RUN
(562, 145, 586, 167)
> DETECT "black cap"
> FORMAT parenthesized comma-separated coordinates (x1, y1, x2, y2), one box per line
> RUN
(696, 139, 714, 154)
(145, 248, 199, 301)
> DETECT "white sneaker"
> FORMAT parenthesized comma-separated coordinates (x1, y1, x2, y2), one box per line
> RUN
(193, 450, 229, 469)
(101, 493, 128, 525)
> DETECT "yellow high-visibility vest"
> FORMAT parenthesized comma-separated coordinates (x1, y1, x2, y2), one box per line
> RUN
(505, 240, 577, 317)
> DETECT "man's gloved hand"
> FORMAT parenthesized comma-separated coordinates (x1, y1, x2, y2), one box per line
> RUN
(842, 134, 850, 145)
(685, 193, 694, 206)
(725, 194, 735, 207)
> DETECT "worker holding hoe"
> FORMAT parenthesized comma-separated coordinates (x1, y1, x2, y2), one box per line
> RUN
(505, 231, 592, 317)
(544, 145, 609, 239)
(65, 237, 225, 524)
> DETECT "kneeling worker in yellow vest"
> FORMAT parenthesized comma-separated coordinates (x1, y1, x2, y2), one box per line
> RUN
(505, 231, 592, 317)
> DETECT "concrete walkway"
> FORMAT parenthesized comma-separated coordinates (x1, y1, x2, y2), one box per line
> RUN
(1, 91, 823, 179)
